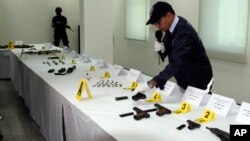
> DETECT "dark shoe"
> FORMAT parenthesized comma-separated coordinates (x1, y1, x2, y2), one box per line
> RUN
(0, 134, 3, 140)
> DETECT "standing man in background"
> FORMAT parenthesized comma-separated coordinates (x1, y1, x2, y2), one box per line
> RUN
(146, 2, 213, 93)
(52, 7, 69, 48)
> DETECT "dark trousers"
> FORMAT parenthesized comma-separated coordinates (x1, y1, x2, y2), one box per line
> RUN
(54, 32, 69, 47)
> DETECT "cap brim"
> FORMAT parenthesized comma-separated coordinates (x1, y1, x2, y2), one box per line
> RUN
(146, 17, 159, 25)
(146, 18, 153, 25)
(146, 20, 151, 25)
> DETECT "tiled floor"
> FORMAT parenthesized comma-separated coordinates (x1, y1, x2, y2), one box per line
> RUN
(0, 79, 45, 141)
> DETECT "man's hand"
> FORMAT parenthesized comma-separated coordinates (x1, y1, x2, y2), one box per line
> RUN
(147, 80, 157, 88)
(154, 41, 165, 53)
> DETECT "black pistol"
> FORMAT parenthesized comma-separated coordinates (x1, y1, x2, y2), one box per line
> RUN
(206, 127, 230, 141)
(133, 107, 150, 120)
(132, 92, 146, 101)
(154, 103, 172, 116)
(187, 120, 201, 130)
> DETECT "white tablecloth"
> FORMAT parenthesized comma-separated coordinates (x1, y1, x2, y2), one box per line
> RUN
(9, 44, 240, 141)
(0, 49, 11, 79)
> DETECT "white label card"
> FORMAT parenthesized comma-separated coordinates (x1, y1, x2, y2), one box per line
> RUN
(96, 59, 107, 68)
(44, 43, 52, 49)
(161, 81, 176, 96)
(81, 55, 91, 63)
(69, 50, 78, 58)
(15, 40, 23, 45)
(206, 93, 235, 117)
(236, 102, 250, 124)
(113, 64, 123, 76)
(126, 68, 141, 82)
(183, 86, 206, 107)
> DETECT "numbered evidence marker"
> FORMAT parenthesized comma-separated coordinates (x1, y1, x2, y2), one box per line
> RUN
(8, 41, 15, 49)
(173, 101, 191, 114)
(145, 91, 162, 103)
(195, 108, 216, 124)
(89, 65, 96, 71)
(124, 81, 138, 91)
(103, 71, 111, 78)
(101, 71, 111, 78)
(76, 79, 93, 101)
(41, 46, 46, 51)
(71, 59, 76, 64)
(61, 55, 66, 60)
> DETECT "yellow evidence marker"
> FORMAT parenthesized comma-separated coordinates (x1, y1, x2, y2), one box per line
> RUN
(173, 101, 191, 114)
(71, 59, 76, 64)
(124, 81, 138, 91)
(146, 91, 162, 103)
(8, 41, 14, 49)
(102, 71, 111, 78)
(76, 79, 93, 101)
(89, 66, 95, 71)
(195, 109, 216, 124)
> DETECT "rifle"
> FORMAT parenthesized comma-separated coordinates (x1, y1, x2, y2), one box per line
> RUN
(66, 25, 74, 32)
(0, 45, 34, 49)
(24, 50, 61, 55)
(206, 127, 230, 141)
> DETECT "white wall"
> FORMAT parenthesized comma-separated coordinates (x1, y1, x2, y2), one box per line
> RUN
(80, 0, 113, 64)
(0, 0, 79, 51)
(113, 0, 250, 103)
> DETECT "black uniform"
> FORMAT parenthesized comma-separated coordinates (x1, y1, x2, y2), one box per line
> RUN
(52, 15, 69, 47)
(153, 16, 213, 90)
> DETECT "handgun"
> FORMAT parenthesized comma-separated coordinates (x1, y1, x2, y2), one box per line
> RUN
(187, 120, 200, 130)
(132, 92, 147, 101)
(154, 103, 172, 116)
(133, 107, 150, 120)
(119, 107, 157, 119)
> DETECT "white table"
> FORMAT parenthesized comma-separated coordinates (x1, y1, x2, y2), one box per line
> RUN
(9, 44, 239, 141)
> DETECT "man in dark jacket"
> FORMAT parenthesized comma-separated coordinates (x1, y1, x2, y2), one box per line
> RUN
(52, 7, 69, 48)
(146, 2, 213, 93)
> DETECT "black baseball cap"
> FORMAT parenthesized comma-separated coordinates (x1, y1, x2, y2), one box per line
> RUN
(146, 2, 174, 25)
